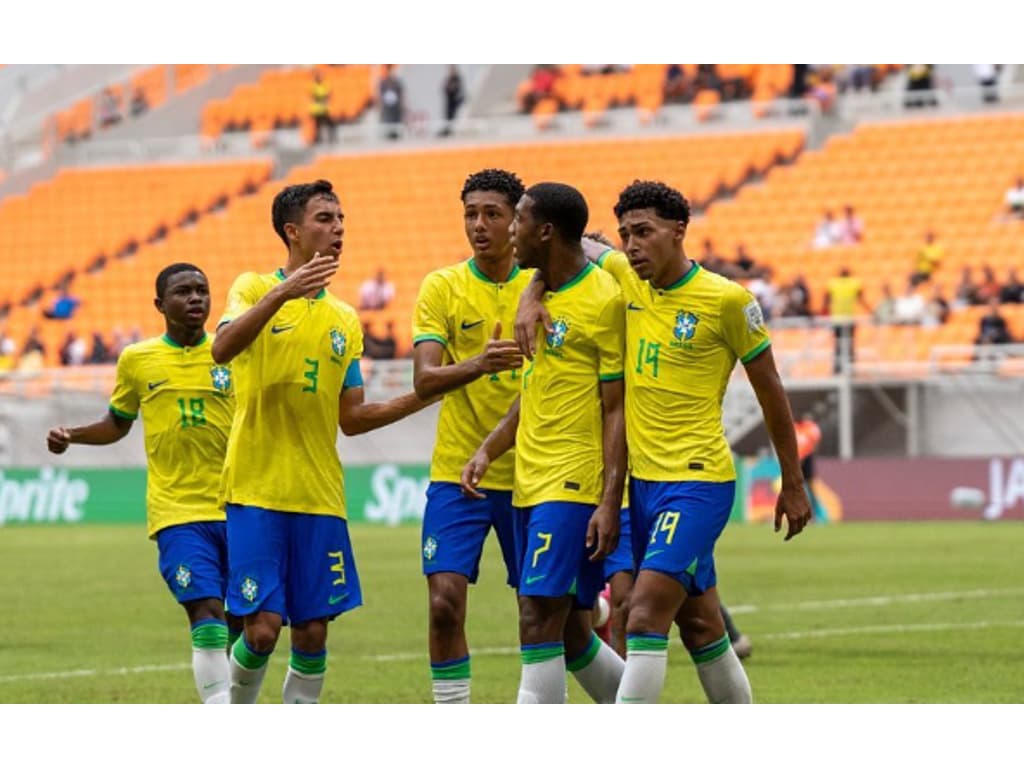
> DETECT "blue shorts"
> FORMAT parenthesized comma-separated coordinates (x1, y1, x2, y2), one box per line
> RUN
(156, 521, 229, 605)
(421, 482, 519, 587)
(629, 478, 735, 596)
(515, 502, 605, 609)
(603, 506, 634, 581)
(225, 504, 363, 624)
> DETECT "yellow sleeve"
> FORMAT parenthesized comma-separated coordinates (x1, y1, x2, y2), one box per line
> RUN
(722, 283, 771, 363)
(596, 249, 631, 286)
(219, 272, 262, 326)
(595, 289, 626, 381)
(108, 347, 140, 420)
(412, 271, 450, 347)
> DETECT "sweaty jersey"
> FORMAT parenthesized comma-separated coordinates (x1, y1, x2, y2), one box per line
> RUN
(515, 261, 625, 508)
(598, 250, 770, 483)
(218, 269, 363, 518)
(109, 333, 234, 538)
(412, 258, 532, 490)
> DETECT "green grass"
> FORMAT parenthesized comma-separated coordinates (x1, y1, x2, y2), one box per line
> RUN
(1, 520, 1022, 703)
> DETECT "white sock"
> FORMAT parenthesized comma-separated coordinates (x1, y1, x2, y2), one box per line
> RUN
(192, 647, 230, 704)
(616, 634, 669, 704)
(282, 668, 325, 704)
(518, 643, 566, 704)
(229, 637, 271, 704)
(431, 656, 470, 704)
(692, 635, 752, 704)
(567, 633, 625, 704)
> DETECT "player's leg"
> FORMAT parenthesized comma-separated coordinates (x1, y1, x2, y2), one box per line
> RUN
(718, 602, 752, 659)
(156, 521, 233, 704)
(602, 505, 635, 658)
(283, 511, 363, 704)
(677, 587, 752, 703)
(225, 504, 288, 703)
(564, 603, 624, 704)
(422, 483, 504, 703)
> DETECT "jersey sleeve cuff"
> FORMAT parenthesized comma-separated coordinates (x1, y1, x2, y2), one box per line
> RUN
(741, 339, 771, 364)
(413, 333, 448, 347)
(109, 405, 138, 420)
(599, 371, 624, 382)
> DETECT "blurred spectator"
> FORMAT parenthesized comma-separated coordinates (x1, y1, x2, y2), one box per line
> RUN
(824, 267, 869, 373)
(129, 87, 149, 117)
(520, 65, 561, 113)
(732, 243, 758, 279)
(873, 283, 897, 325)
(746, 267, 778, 322)
(836, 205, 864, 244)
(910, 230, 943, 286)
(922, 285, 950, 327)
(359, 269, 395, 311)
(794, 415, 825, 523)
(111, 327, 129, 358)
(905, 65, 937, 108)
(42, 289, 80, 320)
(954, 266, 979, 308)
(59, 331, 87, 366)
(779, 274, 812, 318)
(697, 237, 735, 277)
(663, 64, 690, 104)
(975, 265, 1002, 305)
(999, 268, 1023, 304)
(806, 67, 838, 114)
(975, 298, 1012, 345)
(788, 64, 810, 99)
(364, 320, 398, 360)
(378, 66, 405, 140)
(88, 332, 111, 364)
(1005, 176, 1024, 219)
(812, 209, 842, 248)
(693, 64, 722, 95)
(893, 280, 926, 325)
(840, 65, 877, 93)
(0, 329, 16, 372)
(23, 327, 45, 357)
(310, 71, 335, 145)
(439, 65, 465, 137)
(974, 64, 1001, 103)
(98, 87, 122, 128)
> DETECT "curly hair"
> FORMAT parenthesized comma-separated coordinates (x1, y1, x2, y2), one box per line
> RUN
(271, 179, 338, 248)
(461, 168, 526, 209)
(613, 180, 690, 225)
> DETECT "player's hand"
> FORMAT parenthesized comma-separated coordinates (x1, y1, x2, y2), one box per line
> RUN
(277, 252, 338, 300)
(514, 293, 553, 361)
(476, 322, 524, 375)
(459, 450, 490, 499)
(586, 502, 620, 561)
(47, 427, 72, 454)
(775, 482, 812, 541)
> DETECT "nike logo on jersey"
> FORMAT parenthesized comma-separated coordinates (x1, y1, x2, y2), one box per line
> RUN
(627, 303, 645, 311)
(147, 379, 169, 391)
(270, 324, 296, 334)
(460, 319, 484, 330)
(524, 574, 546, 585)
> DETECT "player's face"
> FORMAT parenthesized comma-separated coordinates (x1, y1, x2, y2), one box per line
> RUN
(510, 195, 543, 269)
(617, 208, 685, 285)
(294, 194, 344, 260)
(463, 190, 514, 261)
(158, 271, 210, 331)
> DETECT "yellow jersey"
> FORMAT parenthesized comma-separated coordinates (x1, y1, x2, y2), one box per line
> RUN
(514, 261, 625, 508)
(599, 251, 770, 483)
(218, 269, 363, 518)
(109, 334, 234, 538)
(412, 258, 532, 490)
(826, 275, 862, 319)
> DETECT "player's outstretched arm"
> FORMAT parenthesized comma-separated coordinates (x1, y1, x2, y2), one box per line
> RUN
(459, 397, 520, 498)
(743, 347, 812, 541)
(337, 385, 436, 436)
(46, 411, 133, 454)
(513, 273, 553, 361)
(212, 253, 338, 364)
(588, 377, 625, 560)
(413, 322, 523, 400)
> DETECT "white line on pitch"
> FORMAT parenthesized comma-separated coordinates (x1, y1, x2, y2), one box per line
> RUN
(0, 662, 191, 685)
(726, 586, 1024, 615)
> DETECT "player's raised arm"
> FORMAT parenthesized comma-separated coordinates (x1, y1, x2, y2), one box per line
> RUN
(459, 396, 520, 498)
(337, 384, 437, 436)
(413, 321, 523, 400)
(46, 411, 133, 454)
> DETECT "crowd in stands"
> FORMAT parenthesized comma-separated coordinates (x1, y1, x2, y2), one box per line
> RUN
(0, 325, 142, 373)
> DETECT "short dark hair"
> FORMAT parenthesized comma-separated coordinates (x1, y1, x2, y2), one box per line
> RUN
(524, 182, 588, 242)
(461, 168, 526, 209)
(156, 263, 205, 299)
(613, 180, 690, 225)
(271, 179, 339, 248)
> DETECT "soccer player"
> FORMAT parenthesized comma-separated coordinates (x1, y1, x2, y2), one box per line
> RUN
(46, 263, 238, 704)
(211, 179, 431, 704)
(412, 168, 530, 704)
(460, 182, 627, 704)
(517, 180, 811, 704)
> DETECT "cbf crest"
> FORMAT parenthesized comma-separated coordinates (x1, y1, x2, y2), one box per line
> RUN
(210, 365, 231, 392)
(545, 318, 570, 357)
(329, 328, 347, 357)
(674, 311, 699, 341)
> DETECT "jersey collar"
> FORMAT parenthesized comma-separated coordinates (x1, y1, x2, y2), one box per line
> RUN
(162, 332, 208, 349)
(468, 258, 520, 284)
(552, 260, 594, 293)
(659, 261, 700, 292)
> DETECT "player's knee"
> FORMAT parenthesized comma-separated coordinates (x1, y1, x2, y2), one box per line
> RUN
(675, 612, 724, 651)
(244, 621, 280, 654)
(291, 620, 328, 655)
(428, 588, 466, 633)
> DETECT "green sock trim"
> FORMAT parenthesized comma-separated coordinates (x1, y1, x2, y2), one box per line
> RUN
(290, 649, 327, 676)
(691, 633, 731, 665)
(191, 620, 228, 650)
(431, 658, 471, 680)
(520, 642, 564, 665)
(228, 630, 242, 648)
(566, 633, 601, 672)
(232, 636, 271, 671)
(626, 634, 669, 653)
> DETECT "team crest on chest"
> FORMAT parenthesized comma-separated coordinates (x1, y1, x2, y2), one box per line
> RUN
(210, 365, 231, 392)
(545, 318, 569, 357)
(330, 328, 347, 357)
(670, 310, 699, 350)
